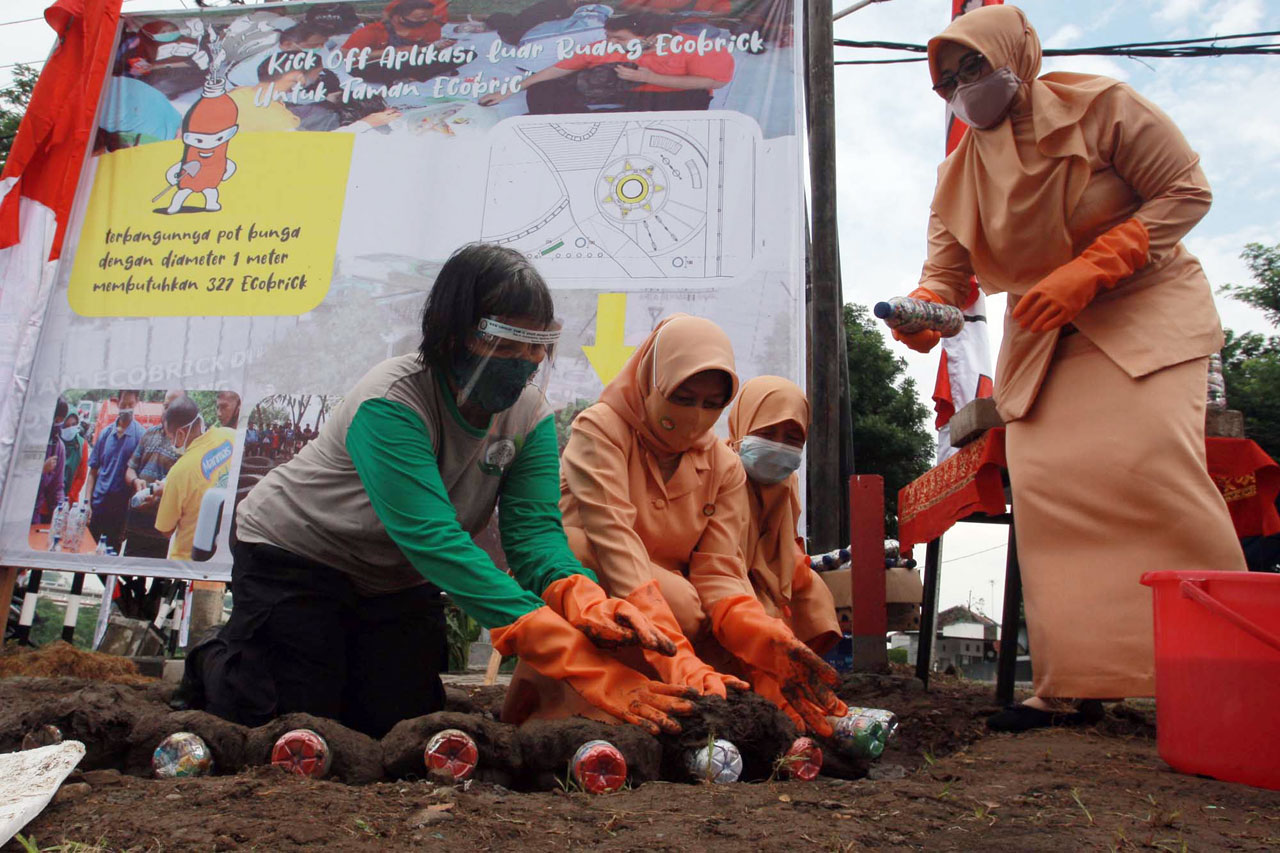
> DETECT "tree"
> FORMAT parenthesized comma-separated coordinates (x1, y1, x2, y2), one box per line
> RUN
(1219, 242, 1280, 460)
(843, 303, 935, 536)
(0, 65, 39, 174)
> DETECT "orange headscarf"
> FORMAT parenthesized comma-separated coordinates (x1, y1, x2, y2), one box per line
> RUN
(599, 314, 739, 456)
(726, 376, 809, 608)
(927, 5, 1121, 291)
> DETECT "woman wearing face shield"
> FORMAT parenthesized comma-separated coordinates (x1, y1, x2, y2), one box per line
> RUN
(180, 244, 692, 739)
(888, 6, 1245, 731)
(726, 377, 841, 658)
(511, 315, 846, 737)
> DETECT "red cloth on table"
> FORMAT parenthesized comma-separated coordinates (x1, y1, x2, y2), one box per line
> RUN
(898, 430, 1280, 549)
(1205, 437, 1280, 538)
(898, 429, 1007, 549)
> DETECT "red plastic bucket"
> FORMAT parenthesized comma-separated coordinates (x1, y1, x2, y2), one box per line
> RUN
(1140, 571, 1280, 790)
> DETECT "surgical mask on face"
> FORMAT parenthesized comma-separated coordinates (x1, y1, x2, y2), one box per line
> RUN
(171, 414, 202, 454)
(61, 426, 80, 443)
(451, 351, 539, 413)
(644, 393, 721, 454)
(738, 435, 803, 484)
(117, 407, 134, 424)
(949, 66, 1021, 129)
(151, 32, 183, 43)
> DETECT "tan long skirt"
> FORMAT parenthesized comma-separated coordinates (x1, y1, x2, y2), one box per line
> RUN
(1005, 333, 1245, 700)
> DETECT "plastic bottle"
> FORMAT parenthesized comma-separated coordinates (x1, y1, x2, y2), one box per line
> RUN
(873, 297, 965, 337)
(424, 729, 479, 782)
(844, 706, 900, 741)
(830, 714, 885, 760)
(686, 739, 743, 783)
(778, 737, 823, 781)
(571, 739, 628, 794)
(94, 535, 108, 557)
(153, 731, 214, 778)
(1207, 352, 1227, 411)
(271, 728, 331, 778)
(130, 484, 154, 509)
(47, 500, 68, 551)
(66, 502, 88, 551)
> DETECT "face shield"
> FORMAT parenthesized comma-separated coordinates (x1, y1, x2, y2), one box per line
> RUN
(451, 315, 562, 414)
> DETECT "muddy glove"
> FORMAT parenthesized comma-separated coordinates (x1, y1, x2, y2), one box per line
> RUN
(491, 605, 696, 735)
(711, 594, 847, 737)
(891, 287, 949, 354)
(541, 573, 675, 655)
(624, 581, 750, 699)
(1012, 218, 1150, 333)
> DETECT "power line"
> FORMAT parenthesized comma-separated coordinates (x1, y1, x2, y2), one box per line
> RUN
(942, 543, 1006, 564)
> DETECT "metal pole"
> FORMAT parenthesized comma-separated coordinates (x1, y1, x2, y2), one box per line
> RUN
(996, 517, 1022, 705)
(805, 0, 852, 551)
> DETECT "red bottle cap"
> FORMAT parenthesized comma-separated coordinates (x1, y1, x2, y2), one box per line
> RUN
(571, 739, 627, 794)
(424, 729, 479, 781)
(780, 737, 823, 781)
(271, 728, 332, 778)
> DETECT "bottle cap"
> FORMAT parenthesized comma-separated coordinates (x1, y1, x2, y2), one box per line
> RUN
(271, 728, 332, 778)
(571, 739, 628, 794)
(424, 728, 479, 781)
(778, 737, 823, 781)
(686, 738, 743, 784)
(153, 731, 214, 778)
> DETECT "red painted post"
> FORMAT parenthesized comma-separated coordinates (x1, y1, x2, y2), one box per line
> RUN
(850, 475, 887, 669)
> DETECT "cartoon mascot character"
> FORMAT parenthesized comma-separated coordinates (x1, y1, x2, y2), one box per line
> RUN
(163, 78, 238, 214)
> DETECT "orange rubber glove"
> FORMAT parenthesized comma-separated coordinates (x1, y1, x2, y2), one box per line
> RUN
(710, 594, 847, 737)
(891, 287, 948, 354)
(491, 605, 697, 735)
(1012, 218, 1150, 333)
(624, 581, 750, 699)
(751, 670, 837, 734)
(542, 573, 676, 656)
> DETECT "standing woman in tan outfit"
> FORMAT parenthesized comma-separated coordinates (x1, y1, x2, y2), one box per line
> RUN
(891, 6, 1246, 731)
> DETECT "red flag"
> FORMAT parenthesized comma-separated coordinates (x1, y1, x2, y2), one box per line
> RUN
(0, 0, 123, 260)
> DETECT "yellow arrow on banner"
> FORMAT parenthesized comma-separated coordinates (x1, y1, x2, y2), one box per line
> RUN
(583, 293, 636, 386)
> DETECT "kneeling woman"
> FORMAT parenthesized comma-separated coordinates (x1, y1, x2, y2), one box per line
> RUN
(726, 377, 842, 657)
(184, 244, 691, 738)
(509, 315, 845, 735)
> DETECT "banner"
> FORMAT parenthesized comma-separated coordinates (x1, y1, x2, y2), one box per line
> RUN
(0, 0, 807, 581)
(934, 0, 997, 463)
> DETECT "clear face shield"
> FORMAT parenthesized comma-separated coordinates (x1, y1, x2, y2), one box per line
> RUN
(451, 315, 562, 414)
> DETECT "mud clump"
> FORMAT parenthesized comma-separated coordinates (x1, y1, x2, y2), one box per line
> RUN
(0, 641, 152, 684)
(244, 713, 386, 784)
(0, 678, 166, 769)
(516, 717, 661, 790)
(125, 710, 254, 776)
(382, 711, 522, 786)
(659, 690, 796, 781)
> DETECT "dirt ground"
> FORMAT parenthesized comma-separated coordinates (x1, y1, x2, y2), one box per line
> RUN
(3, 657, 1278, 852)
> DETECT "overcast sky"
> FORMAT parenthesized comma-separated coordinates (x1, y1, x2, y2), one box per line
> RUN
(2, 0, 1276, 619)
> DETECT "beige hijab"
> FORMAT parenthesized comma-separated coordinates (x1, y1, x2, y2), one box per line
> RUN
(928, 5, 1121, 290)
(726, 376, 809, 608)
(598, 314, 739, 456)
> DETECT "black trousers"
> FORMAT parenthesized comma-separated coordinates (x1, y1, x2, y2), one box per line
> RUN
(196, 542, 447, 738)
(526, 75, 712, 115)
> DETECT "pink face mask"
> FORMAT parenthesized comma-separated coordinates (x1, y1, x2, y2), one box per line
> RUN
(949, 66, 1021, 129)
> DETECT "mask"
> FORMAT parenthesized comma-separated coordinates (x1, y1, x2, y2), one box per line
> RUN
(738, 436, 803, 484)
(949, 66, 1021, 129)
(451, 352, 539, 413)
(151, 32, 183, 43)
(61, 426, 80, 443)
(116, 408, 134, 424)
(171, 414, 202, 454)
(643, 393, 721, 454)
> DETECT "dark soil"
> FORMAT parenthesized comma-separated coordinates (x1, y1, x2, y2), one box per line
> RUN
(4, 667, 1277, 851)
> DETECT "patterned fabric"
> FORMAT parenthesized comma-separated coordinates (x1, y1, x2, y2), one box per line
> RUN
(1206, 438, 1280, 538)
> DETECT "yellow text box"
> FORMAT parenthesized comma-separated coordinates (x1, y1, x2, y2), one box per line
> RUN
(69, 131, 352, 317)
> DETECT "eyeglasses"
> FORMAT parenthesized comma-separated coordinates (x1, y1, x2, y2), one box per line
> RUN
(932, 52, 988, 96)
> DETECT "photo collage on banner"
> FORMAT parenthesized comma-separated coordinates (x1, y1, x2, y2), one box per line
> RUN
(0, 0, 808, 581)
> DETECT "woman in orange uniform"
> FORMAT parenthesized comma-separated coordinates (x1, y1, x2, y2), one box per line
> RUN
(726, 377, 841, 656)
(507, 314, 844, 735)
(890, 6, 1245, 731)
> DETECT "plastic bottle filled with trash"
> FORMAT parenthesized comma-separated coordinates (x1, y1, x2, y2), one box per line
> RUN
(873, 297, 965, 337)
(845, 706, 900, 741)
(66, 502, 88, 551)
(687, 738, 743, 783)
(1207, 352, 1227, 411)
(47, 500, 69, 551)
(810, 547, 851, 571)
(829, 714, 886, 760)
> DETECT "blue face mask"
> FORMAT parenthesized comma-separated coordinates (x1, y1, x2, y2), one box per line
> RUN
(738, 435, 803, 484)
(151, 32, 183, 43)
(450, 351, 539, 413)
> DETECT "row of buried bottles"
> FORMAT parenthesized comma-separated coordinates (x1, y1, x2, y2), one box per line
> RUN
(22, 706, 899, 793)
